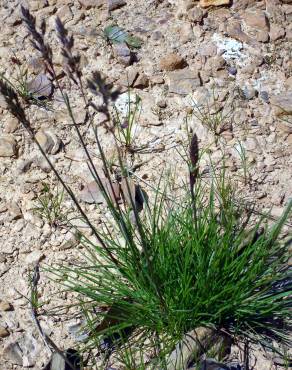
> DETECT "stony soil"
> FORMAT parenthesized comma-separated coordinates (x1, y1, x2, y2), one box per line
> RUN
(0, 0, 291, 369)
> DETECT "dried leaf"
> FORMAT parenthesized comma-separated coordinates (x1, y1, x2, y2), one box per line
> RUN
(80, 179, 120, 204)
(27, 73, 52, 98)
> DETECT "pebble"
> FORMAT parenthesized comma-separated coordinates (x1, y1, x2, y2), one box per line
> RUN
(0, 135, 17, 157)
(259, 91, 269, 103)
(25, 250, 45, 265)
(0, 301, 12, 311)
(56, 4, 73, 23)
(168, 69, 201, 95)
(113, 43, 132, 66)
(187, 7, 204, 23)
(269, 23, 285, 41)
(35, 129, 62, 155)
(242, 10, 269, 31)
(4, 117, 19, 133)
(80, 179, 120, 204)
(270, 91, 292, 115)
(118, 67, 138, 87)
(4, 333, 39, 367)
(133, 73, 149, 88)
(78, 0, 106, 9)
(0, 326, 9, 338)
(159, 53, 186, 71)
(8, 202, 23, 221)
(108, 0, 126, 11)
(199, 0, 230, 7)
(227, 66, 237, 76)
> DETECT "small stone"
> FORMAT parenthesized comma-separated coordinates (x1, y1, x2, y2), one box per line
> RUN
(4, 117, 19, 133)
(242, 10, 269, 31)
(108, 0, 126, 11)
(269, 23, 285, 41)
(35, 129, 62, 154)
(241, 85, 257, 100)
(56, 5, 73, 23)
(80, 179, 120, 204)
(260, 91, 269, 103)
(277, 120, 292, 134)
(0, 326, 9, 338)
(179, 23, 194, 44)
(133, 73, 149, 88)
(270, 91, 292, 115)
(199, 0, 230, 7)
(285, 76, 292, 90)
(113, 43, 132, 66)
(286, 134, 292, 144)
(227, 20, 254, 45)
(151, 75, 165, 85)
(78, 0, 105, 9)
(0, 135, 17, 157)
(4, 334, 39, 367)
(118, 67, 138, 87)
(8, 202, 22, 220)
(254, 30, 269, 43)
(188, 7, 204, 23)
(0, 301, 13, 311)
(168, 69, 201, 95)
(59, 233, 79, 250)
(205, 56, 226, 72)
(199, 42, 217, 57)
(159, 53, 186, 71)
(156, 100, 167, 108)
(227, 66, 237, 75)
(65, 148, 88, 162)
(25, 250, 45, 265)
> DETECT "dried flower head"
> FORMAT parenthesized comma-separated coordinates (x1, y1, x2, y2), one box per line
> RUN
(55, 17, 81, 84)
(189, 133, 199, 197)
(20, 6, 53, 76)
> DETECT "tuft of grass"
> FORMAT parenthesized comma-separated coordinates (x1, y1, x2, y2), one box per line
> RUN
(33, 182, 67, 227)
(1, 9, 291, 368)
(191, 89, 234, 142)
(113, 91, 141, 152)
(50, 159, 291, 367)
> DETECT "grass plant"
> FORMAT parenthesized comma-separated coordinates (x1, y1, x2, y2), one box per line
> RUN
(0, 8, 291, 369)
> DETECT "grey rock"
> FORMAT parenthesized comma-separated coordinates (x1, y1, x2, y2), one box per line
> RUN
(270, 91, 292, 115)
(25, 250, 45, 265)
(80, 179, 120, 204)
(4, 117, 19, 133)
(35, 129, 62, 154)
(198, 358, 242, 369)
(8, 202, 23, 220)
(108, 0, 126, 11)
(227, 66, 237, 76)
(0, 135, 17, 157)
(78, 0, 106, 9)
(168, 69, 201, 95)
(260, 91, 269, 103)
(114, 43, 132, 66)
(241, 85, 256, 100)
(4, 333, 39, 367)
(187, 6, 204, 23)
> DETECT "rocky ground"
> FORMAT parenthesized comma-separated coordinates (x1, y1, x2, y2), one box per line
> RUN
(0, 0, 291, 369)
